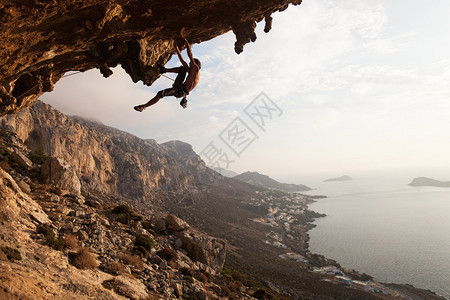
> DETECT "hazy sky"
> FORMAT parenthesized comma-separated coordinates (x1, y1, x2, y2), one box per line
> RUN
(42, 0, 450, 183)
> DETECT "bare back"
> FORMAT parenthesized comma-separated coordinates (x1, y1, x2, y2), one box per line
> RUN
(183, 64, 200, 93)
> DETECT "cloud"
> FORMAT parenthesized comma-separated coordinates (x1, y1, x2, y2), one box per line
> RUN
(41, 0, 450, 176)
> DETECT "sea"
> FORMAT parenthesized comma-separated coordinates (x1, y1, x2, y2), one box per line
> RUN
(300, 171, 450, 299)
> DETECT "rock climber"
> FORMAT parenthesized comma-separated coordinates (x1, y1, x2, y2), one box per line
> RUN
(134, 37, 201, 111)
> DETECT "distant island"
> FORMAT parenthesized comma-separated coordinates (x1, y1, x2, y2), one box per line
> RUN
(233, 171, 312, 192)
(408, 177, 450, 188)
(324, 175, 352, 182)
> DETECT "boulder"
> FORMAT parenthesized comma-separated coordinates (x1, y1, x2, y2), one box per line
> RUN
(175, 230, 226, 272)
(0, 168, 50, 225)
(166, 214, 190, 231)
(41, 157, 81, 195)
(103, 275, 148, 300)
(152, 218, 167, 232)
(9, 150, 33, 169)
(17, 180, 31, 193)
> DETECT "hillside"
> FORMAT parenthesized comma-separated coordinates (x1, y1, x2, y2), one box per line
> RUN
(234, 171, 311, 192)
(0, 102, 445, 299)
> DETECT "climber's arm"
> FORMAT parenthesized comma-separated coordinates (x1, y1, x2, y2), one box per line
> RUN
(176, 46, 189, 69)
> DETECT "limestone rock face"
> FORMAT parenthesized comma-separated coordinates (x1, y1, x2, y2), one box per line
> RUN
(1, 101, 220, 201)
(41, 157, 82, 195)
(0, 168, 49, 226)
(0, 0, 302, 116)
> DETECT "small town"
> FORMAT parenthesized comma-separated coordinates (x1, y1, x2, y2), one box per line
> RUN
(245, 190, 417, 299)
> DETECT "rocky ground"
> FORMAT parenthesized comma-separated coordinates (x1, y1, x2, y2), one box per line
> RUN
(0, 129, 288, 299)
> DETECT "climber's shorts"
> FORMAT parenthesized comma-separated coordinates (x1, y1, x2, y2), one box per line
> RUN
(158, 67, 189, 99)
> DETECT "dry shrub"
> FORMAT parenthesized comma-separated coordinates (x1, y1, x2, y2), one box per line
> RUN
(106, 261, 128, 275)
(195, 272, 209, 283)
(220, 285, 234, 297)
(64, 234, 79, 250)
(156, 247, 178, 262)
(118, 253, 144, 270)
(0, 161, 9, 171)
(0, 246, 22, 261)
(0, 249, 8, 261)
(69, 248, 98, 270)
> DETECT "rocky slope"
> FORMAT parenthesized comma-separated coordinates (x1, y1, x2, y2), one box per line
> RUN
(0, 0, 302, 116)
(234, 171, 311, 192)
(0, 136, 260, 299)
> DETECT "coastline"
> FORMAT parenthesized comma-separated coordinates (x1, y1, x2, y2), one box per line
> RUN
(304, 193, 448, 300)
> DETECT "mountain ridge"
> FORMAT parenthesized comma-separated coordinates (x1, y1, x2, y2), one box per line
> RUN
(234, 171, 311, 192)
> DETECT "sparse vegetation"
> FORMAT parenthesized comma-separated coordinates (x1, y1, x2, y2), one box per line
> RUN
(253, 289, 274, 300)
(69, 248, 98, 269)
(116, 213, 131, 224)
(105, 261, 128, 275)
(112, 204, 132, 215)
(0, 246, 22, 261)
(28, 150, 50, 165)
(141, 220, 157, 235)
(156, 247, 178, 262)
(133, 234, 154, 257)
(118, 253, 144, 269)
(112, 204, 143, 224)
(64, 234, 79, 250)
(36, 224, 65, 251)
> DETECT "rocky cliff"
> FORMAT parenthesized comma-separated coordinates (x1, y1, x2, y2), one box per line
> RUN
(1, 100, 219, 201)
(0, 0, 302, 116)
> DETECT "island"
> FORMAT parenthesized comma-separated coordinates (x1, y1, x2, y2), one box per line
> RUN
(408, 177, 450, 188)
(324, 175, 352, 182)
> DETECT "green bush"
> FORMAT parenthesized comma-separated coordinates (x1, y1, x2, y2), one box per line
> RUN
(36, 224, 65, 251)
(112, 204, 132, 215)
(112, 204, 142, 224)
(117, 213, 131, 225)
(29, 150, 50, 165)
(134, 234, 154, 250)
(141, 220, 153, 231)
(0, 246, 22, 261)
(36, 224, 56, 240)
(253, 289, 274, 300)
(132, 246, 149, 258)
(141, 220, 158, 236)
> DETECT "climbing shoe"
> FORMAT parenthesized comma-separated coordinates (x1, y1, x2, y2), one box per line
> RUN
(134, 105, 145, 112)
(180, 98, 187, 109)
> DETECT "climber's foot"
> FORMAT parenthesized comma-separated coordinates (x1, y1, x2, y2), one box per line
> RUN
(134, 105, 145, 112)
(157, 63, 166, 74)
(180, 99, 187, 109)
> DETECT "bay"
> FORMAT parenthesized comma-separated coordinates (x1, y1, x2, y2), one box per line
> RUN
(305, 175, 450, 299)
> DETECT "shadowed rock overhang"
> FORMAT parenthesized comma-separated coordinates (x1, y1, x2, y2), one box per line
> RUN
(0, 0, 302, 116)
